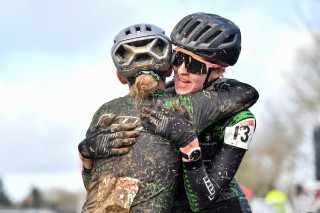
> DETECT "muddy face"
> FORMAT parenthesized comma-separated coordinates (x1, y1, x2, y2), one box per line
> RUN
(173, 62, 206, 95)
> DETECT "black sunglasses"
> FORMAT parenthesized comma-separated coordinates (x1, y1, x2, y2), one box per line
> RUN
(171, 50, 221, 74)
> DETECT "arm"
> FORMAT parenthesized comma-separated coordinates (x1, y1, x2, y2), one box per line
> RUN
(188, 79, 258, 134)
(182, 146, 246, 211)
(182, 111, 256, 211)
(81, 164, 93, 191)
(166, 78, 259, 123)
(211, 78, 259, 118)
(140, 82, 258, 210)
(78, 114, 140, 190)
(141, 106, 256, 211)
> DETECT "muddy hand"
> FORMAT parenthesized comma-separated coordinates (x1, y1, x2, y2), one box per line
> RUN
(79, 122, 140, 159)
(140, 104, 196, 148)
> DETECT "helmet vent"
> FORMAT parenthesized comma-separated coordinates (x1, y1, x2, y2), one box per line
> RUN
(115, 45, 130, 59)
(184, 21, 201, 38)
(222, 33, 236, 44)
(193, 25, 210, 41)
(179, 19, 192, 35)
(125, 29, 131, 35)
(135, 54, 151, 62)
(153, 39, 166, 55)
(129, 39, 152, 47)
(135, 26, 141, 32)
(146, 25, 152, 31)
(204, 30, 222, 43)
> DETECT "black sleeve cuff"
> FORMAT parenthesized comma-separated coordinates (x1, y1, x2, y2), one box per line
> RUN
(83, 167, 92, 173)
(182, 157, 203, 171)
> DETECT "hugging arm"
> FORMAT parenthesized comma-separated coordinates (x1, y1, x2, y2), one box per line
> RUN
(211, 78, 259, 119)
(182, 147, 247, 211)
(140, 80, 258, 211)
(78, 114, 140, 190)
(140, 108, 255, 212)
(182, 110, 256, 211)
(179, 78, 258, 211)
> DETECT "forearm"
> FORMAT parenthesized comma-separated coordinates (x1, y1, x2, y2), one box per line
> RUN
(183, 145, 246, 211)
(180, 138, 200, 162)
(82, 167, 92, 191)
(79, 152, 93, 190)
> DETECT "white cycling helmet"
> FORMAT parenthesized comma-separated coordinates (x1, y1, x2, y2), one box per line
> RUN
(111, 24, 172, 81)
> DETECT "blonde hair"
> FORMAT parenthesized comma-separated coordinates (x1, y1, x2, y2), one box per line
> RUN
(130, 74, 160, 100)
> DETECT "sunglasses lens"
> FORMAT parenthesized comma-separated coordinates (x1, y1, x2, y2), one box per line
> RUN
(172, 51, 209, 74)
(172, 51, 184, 67)
(186, 57, 208, 74)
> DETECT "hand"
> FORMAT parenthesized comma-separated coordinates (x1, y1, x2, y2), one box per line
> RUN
(79, 152, 93, 169)
(78, 115, 140, 159)
(140, 103, 197, 148)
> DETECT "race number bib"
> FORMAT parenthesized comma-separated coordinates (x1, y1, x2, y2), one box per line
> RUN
(97, 172, 140, 212)
(224, 118, 255, 150)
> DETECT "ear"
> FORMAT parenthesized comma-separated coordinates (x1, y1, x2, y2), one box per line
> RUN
(116, 70, 128, 85)
(164, 66, 173, 77)
(210, 67, 225, 79)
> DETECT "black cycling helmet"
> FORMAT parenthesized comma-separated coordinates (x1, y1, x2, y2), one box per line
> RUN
(112, 24, 172, 81)
(171, 12, 241, 66)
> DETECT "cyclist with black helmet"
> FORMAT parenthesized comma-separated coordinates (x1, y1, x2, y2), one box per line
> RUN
(79, 22, 258, 212)
(144, 13, 256, 212)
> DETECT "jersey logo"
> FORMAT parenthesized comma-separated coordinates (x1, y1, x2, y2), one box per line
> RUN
(224, 118, 255, 150)
(97, 114, 142, 130)
(203, 176, 215, 201)
(204, 133, 211, 142)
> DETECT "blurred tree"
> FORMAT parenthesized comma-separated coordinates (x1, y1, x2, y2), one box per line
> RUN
(236, 106, 305, 196)
(237, 0, 320, 197)
(0, 178, 12, 206)
(19, 187, 78, 212)
(44, 188, 78, 213)
(31, 188, 43, 208)
(22, 187, 44, 208)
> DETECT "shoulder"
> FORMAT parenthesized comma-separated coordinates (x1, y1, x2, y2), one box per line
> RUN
(225, 110, 256, 126)
(177, 89, 218, 112)
(87, 96, 127, 133)
(94, 97, 123, 115)
(222, 110, 256, 150)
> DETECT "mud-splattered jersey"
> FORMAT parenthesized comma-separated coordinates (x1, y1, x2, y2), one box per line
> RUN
(171, 110, 256, 213)
(81, 80, 258, 213)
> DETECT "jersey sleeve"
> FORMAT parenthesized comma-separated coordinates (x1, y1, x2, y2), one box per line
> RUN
(210, 79, 259, 122)
(80, 103, 110, 190)
(182, 111, 256, 211)
(187, 79, 258, 135)
(82, 167, 92, 191)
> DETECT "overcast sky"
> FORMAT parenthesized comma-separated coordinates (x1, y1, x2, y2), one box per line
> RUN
(0, 0, 313, 202)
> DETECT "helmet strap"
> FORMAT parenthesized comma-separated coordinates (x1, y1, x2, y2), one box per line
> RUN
(203, 69, 214, 89)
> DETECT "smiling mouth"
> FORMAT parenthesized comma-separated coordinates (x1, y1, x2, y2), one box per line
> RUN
(179, 77, 190, 83)
(176, 75, 191, 88)
(177, 75, 190, 83)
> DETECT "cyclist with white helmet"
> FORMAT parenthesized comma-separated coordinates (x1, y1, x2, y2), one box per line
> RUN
(79, 22, 258, 212)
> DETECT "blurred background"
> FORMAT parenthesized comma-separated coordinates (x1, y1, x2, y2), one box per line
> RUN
(0, 0, 319, 212)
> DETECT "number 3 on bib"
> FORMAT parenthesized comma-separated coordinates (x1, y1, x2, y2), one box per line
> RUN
(224, 118, 256, 150)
